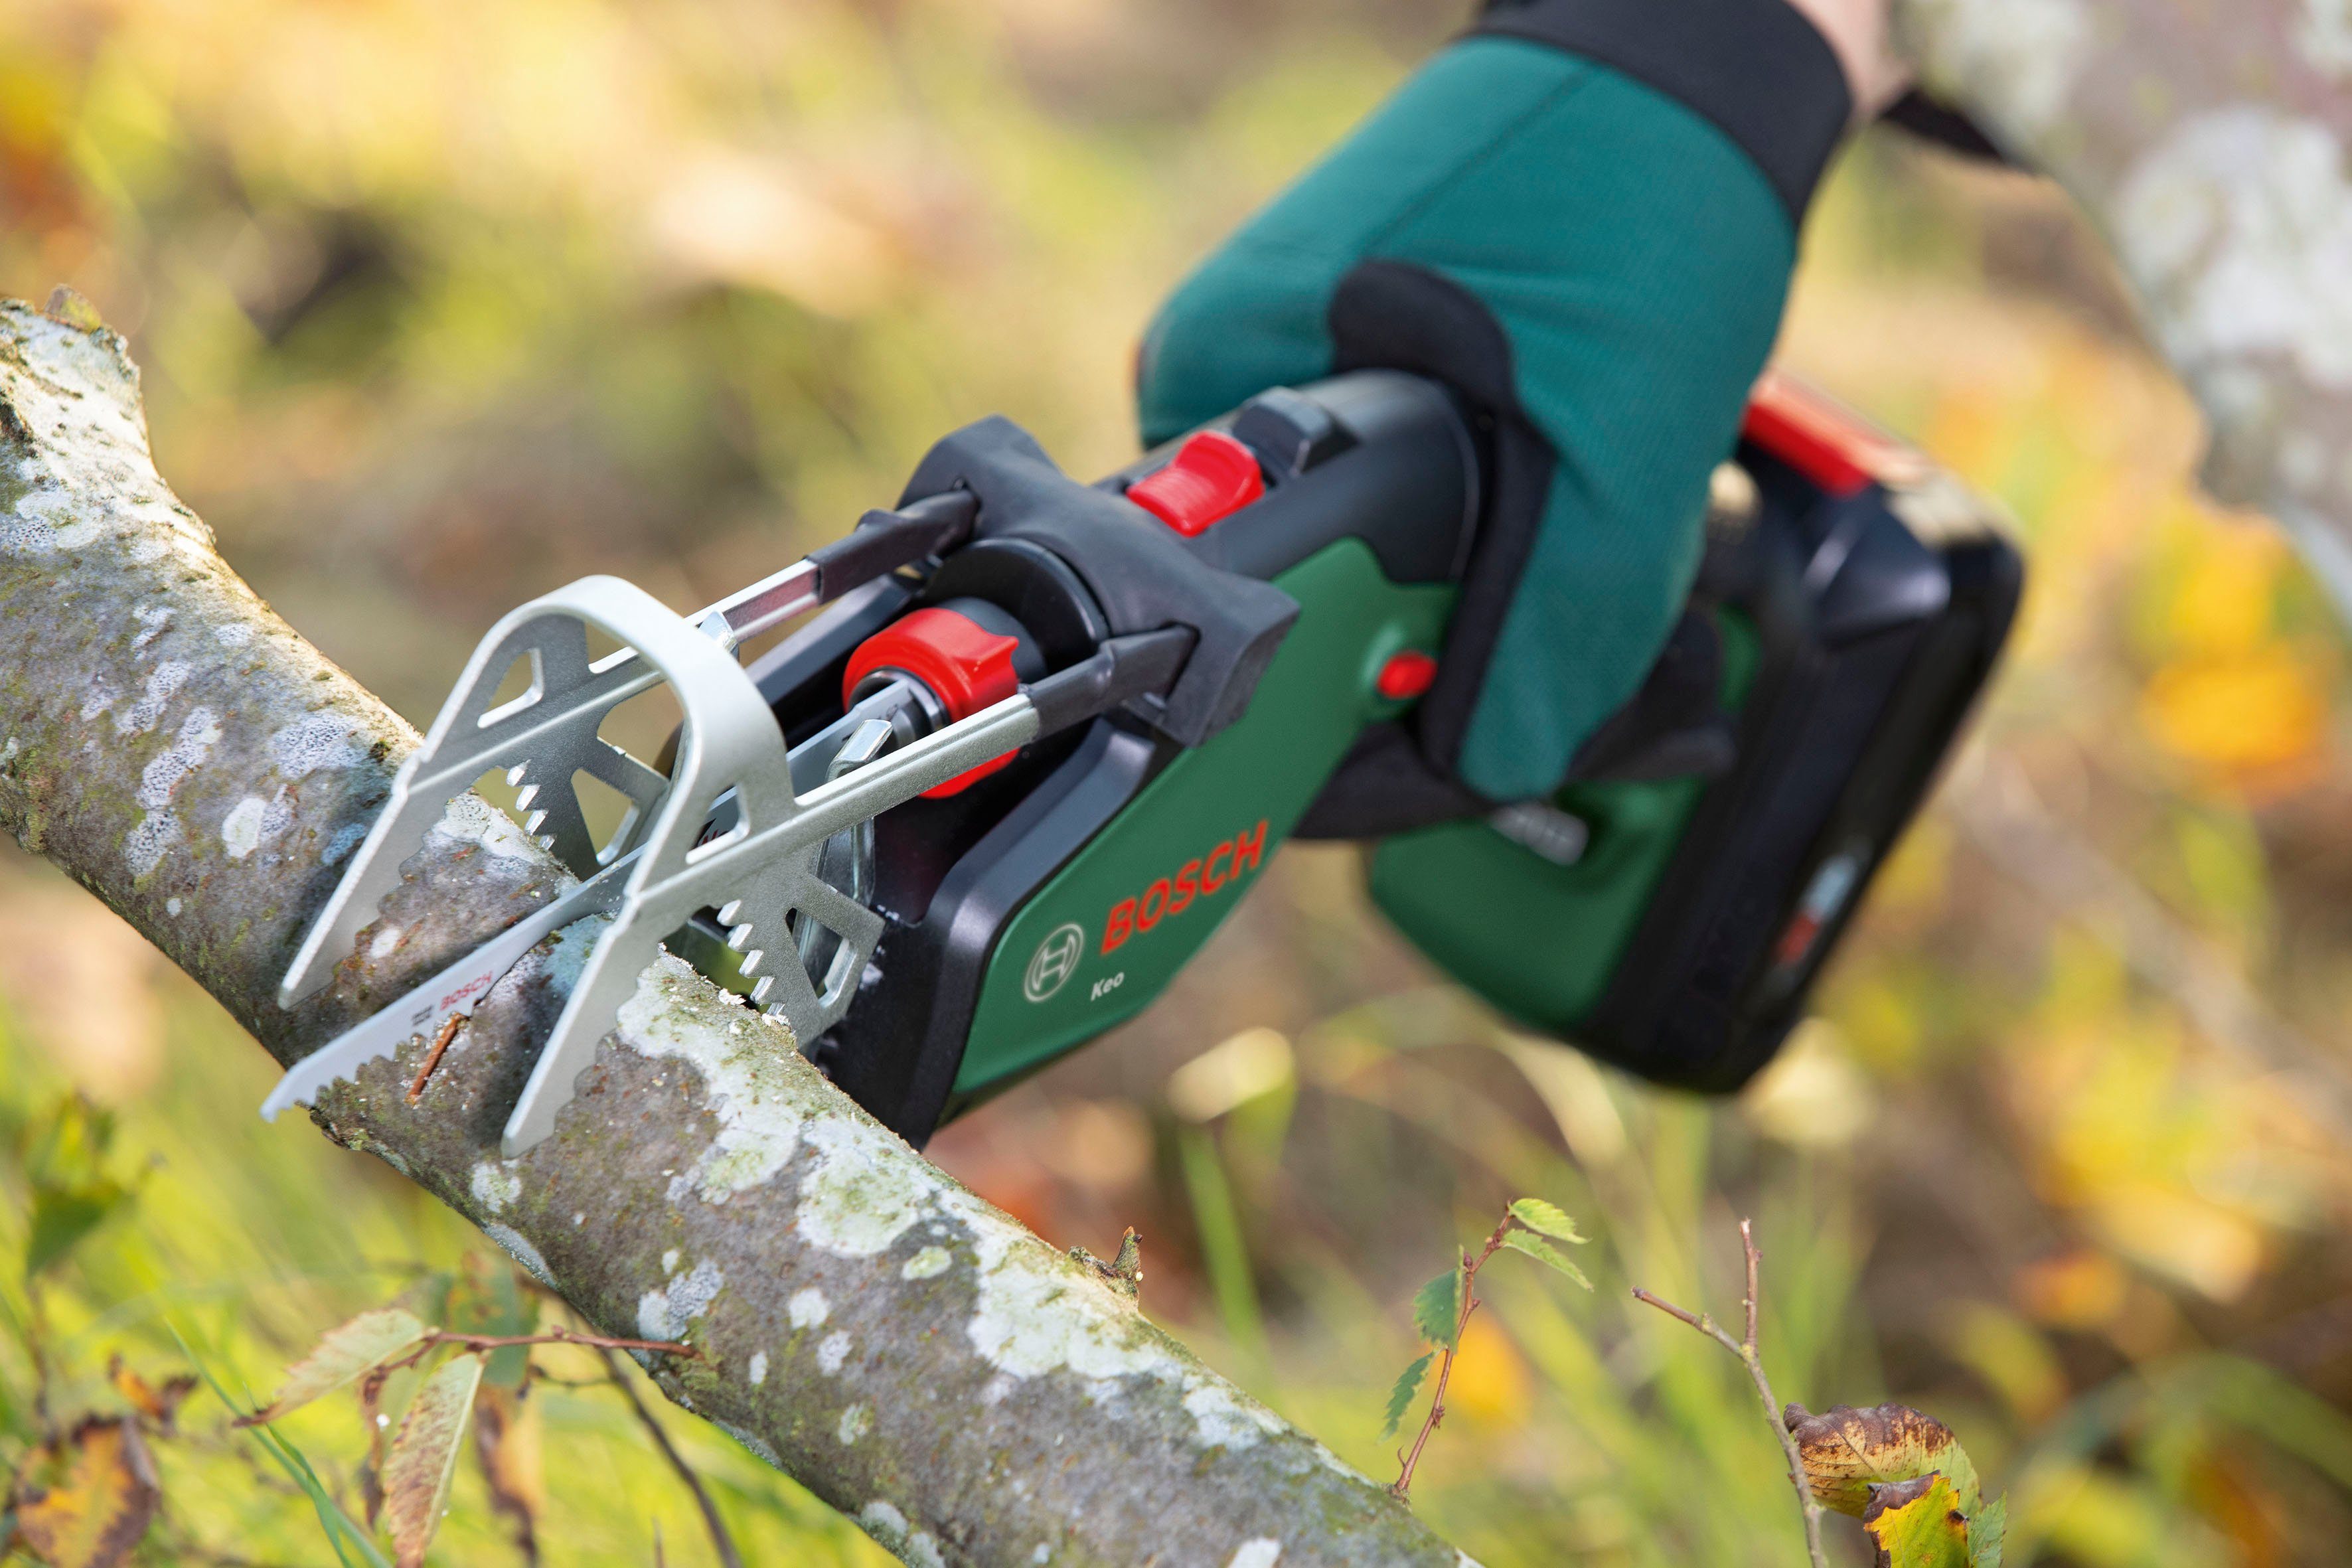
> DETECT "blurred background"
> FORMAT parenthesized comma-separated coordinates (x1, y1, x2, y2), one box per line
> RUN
(5, 1, 2352, 1563)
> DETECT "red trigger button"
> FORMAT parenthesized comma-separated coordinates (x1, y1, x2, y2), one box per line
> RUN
(1126, 431, 1265, 537)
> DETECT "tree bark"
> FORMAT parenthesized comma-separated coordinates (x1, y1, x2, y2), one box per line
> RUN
(0, 299, 1462, 1568)
(1891, 0, 2352, 607)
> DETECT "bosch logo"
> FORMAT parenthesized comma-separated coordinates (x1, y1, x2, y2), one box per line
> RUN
(1024, 923, 1086, 1002)
(1101, 819, 1267, 955)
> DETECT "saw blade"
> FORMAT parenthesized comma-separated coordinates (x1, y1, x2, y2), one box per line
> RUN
(260, 853, 635, 1120)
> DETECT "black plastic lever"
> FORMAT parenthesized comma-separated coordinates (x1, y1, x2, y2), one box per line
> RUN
(1026, 627, 1197, 740)
(810, 489, 979, 603)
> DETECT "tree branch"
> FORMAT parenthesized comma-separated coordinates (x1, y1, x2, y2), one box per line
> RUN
(0, 300, 1456, 1567)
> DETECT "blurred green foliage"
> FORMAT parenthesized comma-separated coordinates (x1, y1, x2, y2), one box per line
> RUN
(9, 1, 2352, 1563)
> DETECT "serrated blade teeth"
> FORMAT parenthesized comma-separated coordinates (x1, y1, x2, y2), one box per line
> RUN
(513, 783, 540, 811)
(505, 763, 529, 787)
(716, 898, 744, 927)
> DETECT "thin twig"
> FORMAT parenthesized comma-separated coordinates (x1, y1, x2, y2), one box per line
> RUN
(1390, 1217, 1512, 1499)
(597, 1346, 744, 1568)
(406, 1015, 465, 1104)
(1634, 1219, 1828, 1568)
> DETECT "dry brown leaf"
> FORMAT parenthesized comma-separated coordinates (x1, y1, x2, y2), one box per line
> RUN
(472, 1381, 543, 1564)
(106, 1354, 196, 1434)
(1784, 1401, 1980, 1518)
(384, 1352, 487, 1568)
(6, 1417, 161, 1568)
(238, 1306, 430, 1426)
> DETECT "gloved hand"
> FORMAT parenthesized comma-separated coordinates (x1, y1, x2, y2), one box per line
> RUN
(1138, 0, 1855, 807)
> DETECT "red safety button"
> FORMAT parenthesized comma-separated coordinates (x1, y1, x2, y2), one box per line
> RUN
(843, 607, 1022, 797)
(1126, 430, 1265, 537)
(1375, 649, 1439, 701)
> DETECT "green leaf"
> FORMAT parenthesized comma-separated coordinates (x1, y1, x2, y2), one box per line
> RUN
(382, 1352, 485, 1568)
(1507, 1198, 1587, 1245)
(1861, 1474, 1971, 1568)
(239, 1308, 431, 1425)
(1410, 1262, 1460, 1348)
(1501, 1228, 1593, 1289)
(1379, 1353, 1434, 1440)
(21, 1093, 137, 1279)
(25, 1181, 133, 1279)
(1967, 1495, 2007, 1568)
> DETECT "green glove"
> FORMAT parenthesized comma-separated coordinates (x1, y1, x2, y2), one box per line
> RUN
(1139, 0, 1852, 803)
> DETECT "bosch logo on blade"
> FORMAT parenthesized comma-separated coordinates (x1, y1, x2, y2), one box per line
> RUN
(1101, 819, 1267, 955)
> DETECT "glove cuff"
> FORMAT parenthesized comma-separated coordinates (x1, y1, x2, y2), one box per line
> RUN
(1473, 0, 1852, 224)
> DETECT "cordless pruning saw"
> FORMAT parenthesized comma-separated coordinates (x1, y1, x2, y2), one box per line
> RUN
(266, 370, 2020, 1156)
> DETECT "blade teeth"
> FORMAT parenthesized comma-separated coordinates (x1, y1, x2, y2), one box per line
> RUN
(716, 899, 744, 927)
(514, 783, 540, 811)
(750, 976, 775, 1004)
(522, 809, 547, 834)
(506, 763, 529, 787)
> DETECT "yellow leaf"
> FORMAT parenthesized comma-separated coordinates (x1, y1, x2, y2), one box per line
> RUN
(1444, 1317, 1531, 1431)
(6, 1418, 161, 1568)
(2141, 648, 2325, 775)
(240, 1307, 431, 1426)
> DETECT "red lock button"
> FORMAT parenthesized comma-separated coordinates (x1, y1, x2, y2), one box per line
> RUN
(1125, 430, 1265, 537)
(843, 607, 1022, 797)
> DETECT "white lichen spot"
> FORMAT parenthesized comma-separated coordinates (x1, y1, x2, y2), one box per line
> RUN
(662, 1248, 680, 1273)
(122, 810, 182, 879)
(1186, 1384, 1285, 1452)
(77, 679, 117, 724)
(432, 791, 542, 862)
(963, 1215, 1184, 1383)
(131, 603, 171, 649)
(903, 1533, 946, 1568)
(2116, 107, 2352, 395)
(816, 1331, 851, 1374)
(836, 1403, 872, 1445)
(164, 898, 181, 916)
(716, 1420, 781, 1467)
(269, 712, 367, 779)
(901, 1245, 951, 1280)
(2301, 0, 2352, 75)
(1227, 1541, 1282, 1568)
(368, 923, 404, 959)
(858, 1502, 909, 1552)
(469, 1160, 522, 1215)
(788, 1288, 829, 1329)
(1032, 1547, 1051, 1565)
(613, 955, 804, 1203)
(212, 621, 254, 648)
(220, 795, 270, 860)
(795, 1113, 935, 1256)
(114, 661, 191, 736)
(0, 737, 16, 766)
(136, 706, 220, 810)
(1897, 0, 2088, 141)
(637, 1257, 724, 1342)
(483, 1223, 554, 1289)
(748, 1351, 767, 1386)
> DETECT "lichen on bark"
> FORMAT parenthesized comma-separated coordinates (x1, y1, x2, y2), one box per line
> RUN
(0, 298, 1462, 1567)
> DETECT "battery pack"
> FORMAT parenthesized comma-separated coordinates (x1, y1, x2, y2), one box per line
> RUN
(1368, 376, 2023, 1091)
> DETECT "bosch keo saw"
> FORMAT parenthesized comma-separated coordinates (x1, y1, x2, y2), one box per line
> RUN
(266, 371, 2020, 1156)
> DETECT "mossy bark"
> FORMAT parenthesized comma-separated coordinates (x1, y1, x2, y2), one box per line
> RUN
(0, 300, 1462, 1568)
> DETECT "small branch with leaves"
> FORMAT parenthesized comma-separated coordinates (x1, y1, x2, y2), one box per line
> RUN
(1381, 1198, 1591, 1500)
(1636, 1219, 2007, 1568)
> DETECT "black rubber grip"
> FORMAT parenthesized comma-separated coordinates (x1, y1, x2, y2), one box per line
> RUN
(811, 490, 980, 603)
(1026, 627, 1197, 738)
